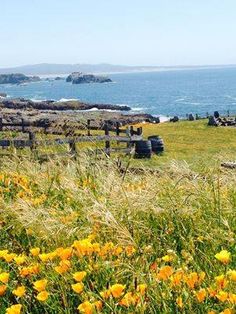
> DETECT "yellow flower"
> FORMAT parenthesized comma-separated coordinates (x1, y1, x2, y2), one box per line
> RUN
(216, 291, 228, 302)
(14, 255, 26, 266)
(125, 246, 136, 256)
(195, 288, 207, 303)
(157, 266, 173, 281)
(176, 297, 183, 308)
(72, 283, 84, 294)
(109, 284, 126, 298)
(0, 284, 7, 296)
(30, 248, 40, 257)
(55, 260, 71, 274)
(19, 264, 40, 278)
(0, 250, 9, 258)
(220, 309, 233, 314)
(73, 271, 87, 282)
(4, 253, 16, 263)
(170, 270, 184, 287)
(227, 270, 236, 282)
(137, 284, 147, 295)
(57, 247, 72, 260)
(13, 286, 26, 298)
(39, 252, 56, 262)
(215, 275, 228, 289)
(184, 272, 198, 289)
(215, 250, 231, 264)
(36, 291, 49, 302)
(162, 255, 173, 262)
(6, 304, 22, 314)
(78, 301, 93, 314)
(228, 293, 236, 304)
(119, 292, 137, 307)
(208, 311, 217, 314)
(99, 289, 111, 299)
(207, 286, 217, 298)
(33, 279, 48, 292)
(0, 272, 9, 284)
(114, 246, 123, 256)
(93, 300, 103, 311)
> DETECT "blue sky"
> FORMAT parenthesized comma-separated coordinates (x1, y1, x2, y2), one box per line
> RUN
(1, 0, 236, 67)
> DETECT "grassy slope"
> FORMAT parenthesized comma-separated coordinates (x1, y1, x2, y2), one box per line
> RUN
(133, 119, 236, 168)
(0, 120, 235, 313)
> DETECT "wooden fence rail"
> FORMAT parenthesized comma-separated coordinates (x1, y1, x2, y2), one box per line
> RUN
(0, 120, 143, 157)
(0, 118, 143, 136)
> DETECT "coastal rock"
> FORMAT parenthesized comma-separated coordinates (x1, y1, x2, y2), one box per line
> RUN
(0, 98, 130, 111)
(66, 72, 112, 84)
(170, 116, 179, 122)
(0, 73, 40, 85)
(0, 92, 7, 98)
(208, 116, 219, 126)
(54, 77, 64, 80)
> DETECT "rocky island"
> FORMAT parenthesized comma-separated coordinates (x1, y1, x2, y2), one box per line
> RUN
(66, 72, 112, 84)
(0, 73, 40, 85)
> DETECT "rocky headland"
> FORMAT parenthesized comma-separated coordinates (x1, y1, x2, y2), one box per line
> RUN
(0, 73, 40, 85)
(0, 98, 158, 132)
(66, 72, 112, 84)
(0, 98, 130, 111)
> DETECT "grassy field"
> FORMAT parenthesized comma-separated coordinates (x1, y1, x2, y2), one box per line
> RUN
(134, 119, 236, 168)
(0, 120, 235, 313)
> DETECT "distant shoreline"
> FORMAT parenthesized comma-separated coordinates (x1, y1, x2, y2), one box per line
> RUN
(1, 63, 236, 77)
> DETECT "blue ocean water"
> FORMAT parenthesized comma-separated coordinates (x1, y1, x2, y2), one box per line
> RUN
(1, 67, 236, 117)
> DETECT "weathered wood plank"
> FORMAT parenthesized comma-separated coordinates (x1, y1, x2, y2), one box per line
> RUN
(0, 135, 143, 148)
(35, 135, 143, 146)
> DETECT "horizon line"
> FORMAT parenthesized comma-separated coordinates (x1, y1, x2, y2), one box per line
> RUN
(1, 62, 236, 69)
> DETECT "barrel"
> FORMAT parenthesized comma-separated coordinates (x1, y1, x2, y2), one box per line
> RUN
(148, 135, 164, 154)
(135, 140, 152, 159)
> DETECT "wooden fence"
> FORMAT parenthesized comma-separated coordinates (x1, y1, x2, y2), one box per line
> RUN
(0, 119, 143, 157)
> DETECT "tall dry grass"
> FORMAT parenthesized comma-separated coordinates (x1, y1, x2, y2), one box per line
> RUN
(0, 154, 235, 313)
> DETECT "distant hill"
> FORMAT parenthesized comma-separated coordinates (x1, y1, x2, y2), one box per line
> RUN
(0, 63, 160, 76)
(0, 63, 235, 76)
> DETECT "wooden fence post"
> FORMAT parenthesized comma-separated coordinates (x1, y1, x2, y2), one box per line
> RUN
(116, 121, 120, 146)
(116, 122, 120, 136)
(137, 127, 143, 136)
(69, 139, 77, 156)
(104, 123, 110, 156)
(130, 126, 134, 136)
(87, 119, 91, 136)
(29, 131, 37, 156)
(21, 119, 25, 133)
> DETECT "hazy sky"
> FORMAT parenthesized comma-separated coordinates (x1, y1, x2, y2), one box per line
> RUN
(1, 0, 236, 67)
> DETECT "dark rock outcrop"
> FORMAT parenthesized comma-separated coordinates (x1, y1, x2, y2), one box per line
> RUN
(54, 77, 64, 80)
(0, 73, 40, 84)
(170, 116, 179, 122)
(208, 116, 219, 126)
(66, 72, 112, 84)
(0, 98, 130, 111)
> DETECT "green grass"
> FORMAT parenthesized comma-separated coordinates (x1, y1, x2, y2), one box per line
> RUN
(0, 120, 235, 313)
(133, 119, 236, 168)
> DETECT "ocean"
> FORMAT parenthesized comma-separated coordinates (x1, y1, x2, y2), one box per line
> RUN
(1, 67, 236, 117)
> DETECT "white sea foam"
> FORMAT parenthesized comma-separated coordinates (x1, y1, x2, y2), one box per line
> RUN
(158, 116, 169, 123)
(175, 98, 186, 102)
(131, 107, 148, 111)
(30, 98, 46, 102)
(58, 98, 78, 102)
